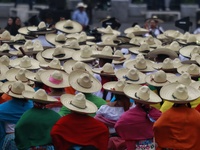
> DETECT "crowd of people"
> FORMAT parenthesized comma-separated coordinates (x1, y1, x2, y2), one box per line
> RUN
(1, 1, 200, 150)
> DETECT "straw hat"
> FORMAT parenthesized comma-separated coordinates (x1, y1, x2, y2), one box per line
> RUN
(115, 68, 146, 84)
(103, 80, 127, 95)
(0, 43, 10, 53)
(0, 30, 12, 41)
(41, 46, 74, 61)
(129, 37, 141, 46)
(1, 81, 34, 98)
(13, 34, 26, 42)
(25, 69, 45, 83)
(0, 64, 9, 80)
(168, 72, 195, 85)
(92, 46, 121, 60)
(76, 2, 87, 8)
(39, 58, 64, 70)
(179, 45, 200, 58)
(0, 55, 10, 67)
(10, 56, 40, 70)
(124, 57, 155, 72)
(36, 52, 50, 64)
(55, 20, 83, 34)
(141, 36, 162, 48)
(92, 63, 115, 76)
(97, 36, 118, 47)
(190, 81, 200, 90)
(22, 89, 58, 104)
(97, 25, 121, 35)
(72, 45, 96, 62)
(178, 34, 198, 45)
(146, 15, 164, 23)
(165, 41, 181, 53)
(112, 50, 131, 64)
(63, 59, 92, 74)
(124, 25, 149, 35)
(145, 70, 176, 87)
(62, 39, 82, 50)
(61, 93, 97, 114)
(160, 83, 200, 103)
(69, 70, 102, 93)
(129, 43, 153, 55)
(45, 33, 67, 46)
(123, 84, 162, 104)
(177, 64, 200, 77)
(164, 30, 183, 39)
(66, 32, 95, 41)
(40, 70, 69, 88)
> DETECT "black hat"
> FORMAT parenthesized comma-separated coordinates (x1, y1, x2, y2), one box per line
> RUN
(100, 17, 121, 30)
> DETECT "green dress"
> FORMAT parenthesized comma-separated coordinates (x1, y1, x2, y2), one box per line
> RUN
(59, 93, 106, 117)
(15, 108, 61, 150)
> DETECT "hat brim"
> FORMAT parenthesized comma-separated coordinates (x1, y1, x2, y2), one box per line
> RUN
(103, 81, 125, 95)
(1, 81, 34, 98)
(91, 53, 121, 60)
(177, 64, 200, 77)
(72, 51, 96, 62)
(55, 20, 83, 34)
(124, 27, 149, 35)
(69, 70, 102, 93)
(92, 68, 115, 76)
(124, 84, 162, 104)
(45, 33, 68, 46)
(36, 52, 51, 64)
(97, 28, 121, 35)
(22, 90, 58, 104)
(112, 54, 131, 64)
(115, 68, 146, 84)
(160, 83, 200, 103)
(0, 64, 9, 80)
(61, 94, 97, 114)
(25, 71, 42, 83)
(40, 70, 69, 88)
(128, 46, 154, 55)
(27, 26, 56, 35)
(179, 45, 198, 58)
(39, 62, 64, 71)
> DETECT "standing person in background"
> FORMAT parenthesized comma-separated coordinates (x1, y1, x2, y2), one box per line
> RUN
(82, 0, 96, 24)
(72, 2, 89, 30)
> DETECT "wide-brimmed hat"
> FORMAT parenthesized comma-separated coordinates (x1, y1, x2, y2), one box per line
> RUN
(178, 34, 199, 45)
(63, 39, 82, 50)
(112, 50, 131, 64)
(92, 46, 120, 60)
(36, 52, 50, 64)
(177, 64, 200, 77)
(141, 36, 162, 48)
(124, 25, 149, 35)
(145, 70, 176, 87)
(0, 43, 11, 55)
(0, 30, 13, 41)
(146, 15, 164, 23)
(164, 30, 183, 40)
(10, 56, 40, 70)
(179, 45, 200, 58)
(124, 57, 155, 72)
(168, 72, 195, 85)
(115, 68, 146, 84)
(0, 55, 10, 67)
(124, 84, 162, 104)
(40, 70, 69, 88)
(72, 45, 96, 62)
(165, 41, 182, 53)
(97, 37, 118, 47)
(22, 89, 58, 104)
(18, 27, 37, 38)
(61, 92, 97, 114)
(92, 63, 115, 76)
(103, 80, 127, 95)
(1, 81, 34, 98)
(66, 32, 95, 41)
(129, 43, 153, 55)
(63, 59, 92, 74)
(41, 46, 74, 61)
(39, 58, 64, 70)
(97, 25, 121, 35)
(160, 83, 200, 103)
(45, 33, 67, 46)
(69, 70, 102, 93)
(76, 2, 87, 8)
(25, 69, 45, 83)
(0, 64, 9, 80)
(55, 20, 82, 34)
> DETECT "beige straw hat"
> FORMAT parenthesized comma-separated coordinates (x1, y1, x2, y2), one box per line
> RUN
(0, 64, 9, 80)
(76, 2, 87, 8)
(22, 89, 58, 104)
(178, 34, 198, 45)
(97, 37, 118, 47)
(41, 46, 74, 61)
(66, 32, 95, 41)
(165, 41, 181, 53)
(0, 43, 10, 54)
(0, 55, 10, 67)
(61, 92, 97, 114)
(72, 45, 96, 62)
(129, 43, 153, 55)
(145, 70, 176, 87)
(36, 52, 50, 64)
(92, 63, 115, 76)
(115, 68, 146, 84)
(39, 58, 64, 70)
(168, 72, 195, 85)
(40, 70, 69, 88)
(55, 20, 83, 34)
(164, 30, 183, 39)
(97, 25, 121, 35)
(124, 84, 162, 104)
(45, 33, 67, 46)
(0, 30, 12, 41)
(124, 25, 149, 35)
(190, 81, 200, 90)
(69, 70, 102, 93)
(63, 59, 92, 74)
(103, 80, 127, 95)
(1, 81, 34, 98)
(177, 64, 200, 77)
(62, 39, 82, 50)
(10, 56, 40, 70)
(160, 83, 200, 103)
(141, 36, 162, 48)
(179, 45, 200, 58)
(25, 69, 45, 83)
(124, 57, 155, 72)
(112, 50, 131, 64)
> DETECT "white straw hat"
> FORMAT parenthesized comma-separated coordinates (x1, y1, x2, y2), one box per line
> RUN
(128, 43, 153, 55)
(69, 70, 102, 93)
(179, 45, 200, 58)
(25, 69, 45, 83)
(168, 72, 195, 85)
(97, 25, 121, 35)
(45, 33, 67, 46)
(0, 55, 10, 67)
(0, 64, 9, 80)
(103, 80, 127, 95)
(92, 63, 115, 76)
(76, 2, 87, 8)
(141, 36, 162, 48)
(124, 25, 149, 35)
(160, 83, 200, 103)
(61, 92, 97, 114)
(177, 64, 200, 77)
(124, 84, 162, 104)
(112, 50, 131, 64)
(39, 58, 64, 70)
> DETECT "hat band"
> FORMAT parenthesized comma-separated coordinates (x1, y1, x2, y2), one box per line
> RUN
(150, 76, 167, 83)
(70, 101, 87, 109)
(15, 76, 29, 83)
(77, 79, 92, 88)
(49, 76, 63, 84)
(7, 85, 22, 95)
(172, 94, 188, 101)
(123, 75, 139, 82)
(135, 92, 149, 101)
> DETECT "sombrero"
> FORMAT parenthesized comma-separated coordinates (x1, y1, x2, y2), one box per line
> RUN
(123, 84, 162, 104)
(103, 80, 127, 95)
(0, 30, 13, 41)
(97, 37, 118, 47)
(39, 58, 64, 70)
(115, 68, 146, 84)
(141, 36, 162, 48)
(0, 64, 9, 80)
(92, 63, 115, 76)
(62, 39, 83, 50)
(36, 52, 51, 64)
(168, 72, 195, 85)
(97, 25, 121, 35)
(0, 43, 12, 56)
(179, 45, 200, 58)
(160, 83, 200, 103)
(69, 70, 102, 93)
(0, 55, 11, 67)
(112, 50, 131, 64)
(61, 92, 97, 114)
(128, 43, 153, 55)
(177, 64, 200, 77)
(164, 41, 182, 53)
(25, 69, 45, 83)
(164, 30, 183, 40)
(66, 31, 95, 41)
(124, 25, 149, 35)
(55, 20, 83, 34)
(45, 33, 67, 46)
(178, 34, 199, 45)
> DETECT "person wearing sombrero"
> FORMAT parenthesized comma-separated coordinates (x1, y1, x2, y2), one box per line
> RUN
(15, 89, 61, 150)
(154, 83, 200, 150)
(0, 81, 34, 149)
(51, 92, 109, 150)
(59, 70, 106, 117)
(115, 84, 162, 150)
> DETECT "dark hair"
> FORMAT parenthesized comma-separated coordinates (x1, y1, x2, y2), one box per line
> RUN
(173, 103, 191, 108)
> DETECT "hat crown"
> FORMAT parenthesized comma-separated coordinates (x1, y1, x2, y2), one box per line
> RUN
(0, 55, 10, 66)
(51, 71, 63, 81)
(127, 68, 139, 80)
(170, 41, 180, 51)
(33, 89, 47, 100)
(114, 80, 126, 91)
(71, 93, 86, 109)
(64, 20, 73, 28)
(35, 69, 44, 81)
(33, 40, 43, 51)
(178, 72, 192, 85)
(136, 86, 150, 101)
(11, 81, 25, 95)
(14, 34, 25, 41)
(102, 46, 113, 56)
(103, 37, 114, 44)
(153, 70, 167, 83)
(173, 84, 188, 100)
(187, 64, 199, 75)
(77, 73, 92, 88)
(56, 34, 66, 42)
(102, 63, 114, 73)
(114, 50, 123, 57)
(81, 45, 92, 58)
(73, 62, 85, 70)
(16, 69, 27, 82)
(126, 32, 135, 38)
(24, 40, 33, 49)
(191, 46, 200, 55)
(0, 43, 10, 51)
(78, 34, 86, 42)
(135, 58, 147, 70)
(105, 26, 113, 34)
(136, 53, 145, 59)
(2, 30, 11, 40)
(52, 47, 65, 57)
(133, 25, 141, 31)
(162, 58, 174, 69)
(20, 56, 32, 68)
(38, 21, 46, 29)
(187, 35, 196, 43)
(130, 38, 139, 45)
(146, 36, 155, 45)
(139, 43, 149, 51)
(69, 40, 79, 48)
(49, 58, 61, 69)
